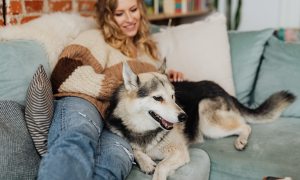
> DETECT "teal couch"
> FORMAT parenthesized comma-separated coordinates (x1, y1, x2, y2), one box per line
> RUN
(195, 30, 300, 180)
(1, 27, 300, 180)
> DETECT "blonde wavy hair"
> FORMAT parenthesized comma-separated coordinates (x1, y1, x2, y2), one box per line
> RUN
(96, 0, 159, 60)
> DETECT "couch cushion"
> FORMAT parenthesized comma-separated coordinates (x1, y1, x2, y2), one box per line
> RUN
(0, 40, 50, 106)
(229, 29, 274, 104)
(196, 117, 300, 180)
(253, 36, 300, 117)
(153, 13, 235, 96)
(25, 65, 54, 156)
(126, 148, 210, 180)
(0, 101, 40, 179)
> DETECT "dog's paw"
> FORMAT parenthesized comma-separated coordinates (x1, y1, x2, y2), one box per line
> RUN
(152, 168, 167, 180)
(139, 159, 157, 175)
(235, 137, 248, 150)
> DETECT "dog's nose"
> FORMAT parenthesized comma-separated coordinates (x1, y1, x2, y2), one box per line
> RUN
(178, 113, 187, 122)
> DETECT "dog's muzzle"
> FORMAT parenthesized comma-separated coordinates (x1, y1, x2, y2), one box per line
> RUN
(149, 111, 174, 130)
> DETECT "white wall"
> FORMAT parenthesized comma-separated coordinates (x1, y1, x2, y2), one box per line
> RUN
(278, 0, 300, 29)
(218, 0, 300, 31)
(238, 0, 281, 31)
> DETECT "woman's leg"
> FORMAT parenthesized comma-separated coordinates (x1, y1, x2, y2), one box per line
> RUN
(38, 97, 103, 180)
(93, 129, 134, 180)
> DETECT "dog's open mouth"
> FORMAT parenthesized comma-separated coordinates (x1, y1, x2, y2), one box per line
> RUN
(149, 111, 173, 130)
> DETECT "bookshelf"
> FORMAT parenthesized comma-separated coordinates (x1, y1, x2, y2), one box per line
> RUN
(145, 0, 212, 25)
(148, 9, 211, 21)
(148, 9, 211, 25)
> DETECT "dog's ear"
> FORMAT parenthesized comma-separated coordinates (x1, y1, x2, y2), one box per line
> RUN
(158, 58, 167, 74)
(122, 61, 139, 91)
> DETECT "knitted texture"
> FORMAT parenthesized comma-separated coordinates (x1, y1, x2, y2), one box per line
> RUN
(99, 75, 123, 100)
(0, 101, 40, 179)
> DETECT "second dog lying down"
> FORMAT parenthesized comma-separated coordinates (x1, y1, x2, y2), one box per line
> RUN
(105, 62, 295, 180)
(172, 80, 295, 150)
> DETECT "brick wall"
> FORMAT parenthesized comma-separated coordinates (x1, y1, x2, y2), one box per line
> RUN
(0, 1, 4, 25)
(0, 0, 97, 26)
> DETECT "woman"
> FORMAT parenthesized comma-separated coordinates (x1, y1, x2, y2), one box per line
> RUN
(38, 0, 184, 179)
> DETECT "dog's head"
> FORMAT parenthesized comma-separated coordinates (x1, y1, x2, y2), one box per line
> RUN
(114, 61, 187, 132)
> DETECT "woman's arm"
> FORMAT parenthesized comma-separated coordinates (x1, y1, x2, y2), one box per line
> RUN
(51, 61, 121, 100)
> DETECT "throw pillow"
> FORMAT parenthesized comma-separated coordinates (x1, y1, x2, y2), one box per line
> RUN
(0, 40, 50, 106)
(0, 101, 40, 179)
(229, 29, 274, 105)
(152, 13, 235, 95)
(25, 65, 54, 156)
(253, 36, 300, 117)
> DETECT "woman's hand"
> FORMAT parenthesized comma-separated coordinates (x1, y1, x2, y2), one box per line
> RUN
(167, 69, 185, 82)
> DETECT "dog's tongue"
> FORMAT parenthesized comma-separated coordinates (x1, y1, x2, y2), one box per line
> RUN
(161, 119, 173, 129)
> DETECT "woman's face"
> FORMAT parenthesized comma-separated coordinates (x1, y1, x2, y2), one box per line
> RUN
(114, 0, 141, 38)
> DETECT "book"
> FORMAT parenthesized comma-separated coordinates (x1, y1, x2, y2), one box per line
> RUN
(144, 0, 154, 15)
(163, 0, 175, 14)
(175, 0, 182, 13)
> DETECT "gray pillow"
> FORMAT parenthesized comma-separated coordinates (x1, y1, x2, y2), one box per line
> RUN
(253, 36, 300, 117)
(0, 101, 40, 179)
(25, 65, 54, 156)
(229, 29, 274, 104)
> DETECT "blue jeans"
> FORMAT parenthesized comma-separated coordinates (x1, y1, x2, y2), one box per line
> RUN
(38, 97, 134, 180)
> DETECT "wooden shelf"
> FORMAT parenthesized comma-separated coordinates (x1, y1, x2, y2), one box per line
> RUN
(148, 9, 211, 21)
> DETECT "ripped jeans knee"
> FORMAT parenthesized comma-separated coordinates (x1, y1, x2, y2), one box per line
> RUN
(94, 129, 134, 180)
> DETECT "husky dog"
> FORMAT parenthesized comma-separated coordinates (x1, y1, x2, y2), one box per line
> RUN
(105, 61, 295, 180)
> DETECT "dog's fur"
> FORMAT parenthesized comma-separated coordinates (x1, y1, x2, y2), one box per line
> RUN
(105, 62, 296, 180)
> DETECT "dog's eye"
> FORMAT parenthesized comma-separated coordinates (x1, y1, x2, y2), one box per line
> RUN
(153, 96, 163, 102)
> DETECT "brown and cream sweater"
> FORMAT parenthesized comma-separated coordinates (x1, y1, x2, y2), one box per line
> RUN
(51, 29, 160, 117)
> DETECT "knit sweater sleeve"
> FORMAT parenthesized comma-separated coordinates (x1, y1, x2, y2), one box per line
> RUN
(50, 29, 122, 100)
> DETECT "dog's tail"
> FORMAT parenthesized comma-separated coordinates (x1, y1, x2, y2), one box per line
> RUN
(235, 91, 296, 123)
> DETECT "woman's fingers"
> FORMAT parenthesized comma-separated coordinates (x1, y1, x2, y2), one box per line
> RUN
(168, 70, 184, 82)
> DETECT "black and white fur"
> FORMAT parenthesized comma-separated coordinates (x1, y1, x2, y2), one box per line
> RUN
(105, 61, 295, 180)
